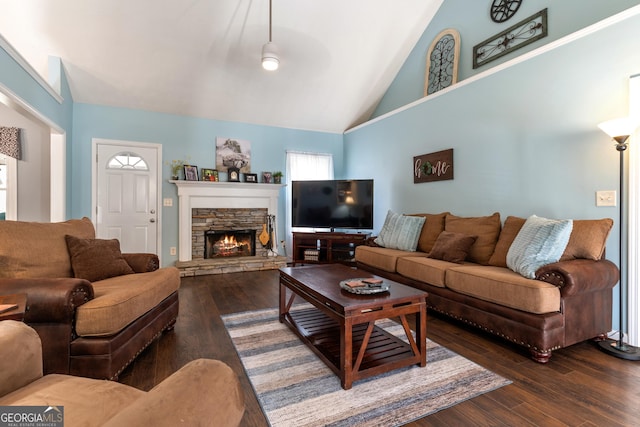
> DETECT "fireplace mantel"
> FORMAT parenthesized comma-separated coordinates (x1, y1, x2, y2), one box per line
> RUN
(171, 180, 285, 261)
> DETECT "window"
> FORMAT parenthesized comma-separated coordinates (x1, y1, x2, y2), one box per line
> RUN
(107, 152, 148, 170)
(284, 151, 334, 253)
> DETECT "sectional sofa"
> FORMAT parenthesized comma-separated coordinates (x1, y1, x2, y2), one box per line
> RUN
(355, 212, 620, 362)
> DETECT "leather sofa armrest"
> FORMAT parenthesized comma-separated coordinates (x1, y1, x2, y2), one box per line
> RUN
(104, 359, 245, 427)
(0, 321, 43, 398)
(535, 258, 620, 296)
(0, 278, 93, 323)
(122, 253, 159, 273)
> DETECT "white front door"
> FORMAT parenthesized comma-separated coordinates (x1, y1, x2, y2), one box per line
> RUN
(94, 140, 160, 254)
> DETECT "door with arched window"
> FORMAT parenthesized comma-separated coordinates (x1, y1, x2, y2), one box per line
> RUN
(94, 140, 160, 255)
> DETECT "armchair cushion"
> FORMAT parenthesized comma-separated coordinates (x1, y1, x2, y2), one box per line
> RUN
(0, 217, 94, 278)
(65, 235, 135, 282)
(75, 267, 180, 337)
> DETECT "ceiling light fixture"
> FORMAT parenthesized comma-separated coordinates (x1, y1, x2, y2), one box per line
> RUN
(261, 0, 279, 71)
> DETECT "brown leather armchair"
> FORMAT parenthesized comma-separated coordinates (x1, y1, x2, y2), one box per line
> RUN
(0, 321, 244, 427)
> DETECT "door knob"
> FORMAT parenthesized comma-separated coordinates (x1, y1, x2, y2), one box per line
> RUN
(150, 209, 156, 214)
(150, 218, 156, 223)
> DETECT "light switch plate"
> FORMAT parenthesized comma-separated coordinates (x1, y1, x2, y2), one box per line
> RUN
(163, 198, 173, 207)
(596, 190, 616, 207)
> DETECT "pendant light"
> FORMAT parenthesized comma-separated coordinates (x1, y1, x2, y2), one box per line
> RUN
(261, 0, 279, 71)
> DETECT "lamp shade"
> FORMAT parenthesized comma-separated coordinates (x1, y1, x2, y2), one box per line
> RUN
(262, 42, 279, 71)
(598, 117, 637, 138)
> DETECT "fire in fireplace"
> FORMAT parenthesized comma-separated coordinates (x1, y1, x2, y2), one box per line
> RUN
(205, 229, 256, 258)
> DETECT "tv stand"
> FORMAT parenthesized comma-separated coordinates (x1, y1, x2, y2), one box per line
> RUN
(292, 231, 370, 266)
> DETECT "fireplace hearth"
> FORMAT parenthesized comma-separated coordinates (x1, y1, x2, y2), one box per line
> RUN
(205, 229, 256, 258)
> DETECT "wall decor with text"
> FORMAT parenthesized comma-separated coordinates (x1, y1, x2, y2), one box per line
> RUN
(473, 8, 548, 69)
(413, 149, 453, 184)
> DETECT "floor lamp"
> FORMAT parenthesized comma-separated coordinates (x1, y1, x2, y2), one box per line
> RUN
(598, 118, 640, 360)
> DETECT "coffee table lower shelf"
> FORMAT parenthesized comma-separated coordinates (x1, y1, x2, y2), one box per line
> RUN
(283, 307, 419, 387)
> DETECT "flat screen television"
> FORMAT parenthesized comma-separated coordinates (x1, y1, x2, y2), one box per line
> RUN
(291, 179, 374, 230)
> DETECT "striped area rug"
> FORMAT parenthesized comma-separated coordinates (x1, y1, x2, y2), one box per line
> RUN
(222, 306, 511, 427)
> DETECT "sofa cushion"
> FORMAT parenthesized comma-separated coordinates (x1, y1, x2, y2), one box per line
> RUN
(560, 218, 613, 261)
(0, 217, 95, 279)
(65, 235, 135, 282)
(355, 245, 428, 273)
(75, 267, 180, 337)
(409, 212, 448, 253)
(488, 216, 526, 267)
(374, 210, 426, 251)
(397, 256, 465, 288)
(506, 215, 573, 279)
(446, 265, 561, 314)
(445, 213, 501, 265)
(428, 231, 477, 264)
(0, 374, 143, 426)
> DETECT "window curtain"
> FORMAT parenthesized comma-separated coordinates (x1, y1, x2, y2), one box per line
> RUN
(284, 151, 334, 256)
(0, 127, 22, 160)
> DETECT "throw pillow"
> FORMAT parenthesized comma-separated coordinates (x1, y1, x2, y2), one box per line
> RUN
(374, 210, 426, 252)
(487, 216, 526, 267)
(428, 231, 478, 263)
(409, 212, 449, 253)
(65, 235, 135, 282)
(506, 215, 573, 279)
(444, 212, 501, 265)
(559, 218, 613, 261)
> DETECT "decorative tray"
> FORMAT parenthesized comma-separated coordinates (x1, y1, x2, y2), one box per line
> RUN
(339, 278, 390, 295)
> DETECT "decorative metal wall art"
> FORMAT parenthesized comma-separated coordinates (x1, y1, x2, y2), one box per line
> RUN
(424, 29, 460, 96)
(473, 9, 548, 69)
(413, 149, 454, 184)
(490, 0, 522, 23)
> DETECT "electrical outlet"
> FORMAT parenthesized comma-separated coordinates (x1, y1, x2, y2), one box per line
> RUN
(596, 190, 616, 207)
(163, 198, 173, 207)
(170, 247, 177, 256)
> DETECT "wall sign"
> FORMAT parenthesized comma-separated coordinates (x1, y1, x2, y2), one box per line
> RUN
(424, 29, 460, 96)
(473, 9, 548, 69)
(413, 149, 453, 184)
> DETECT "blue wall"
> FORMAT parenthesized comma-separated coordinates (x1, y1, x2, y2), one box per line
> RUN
(71, 103, 343, 263)
(373, 0, 640, 118)
(345, 10, 640, 331)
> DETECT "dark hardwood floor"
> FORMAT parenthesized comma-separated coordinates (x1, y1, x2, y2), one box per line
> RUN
(119, 270, 640, 426)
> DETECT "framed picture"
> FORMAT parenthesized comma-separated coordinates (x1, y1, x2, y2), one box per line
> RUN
(227, 167, 240, 182)
(184, 165, 198, 181)
(201, 168, 216, 181)
(216, 137, 252, 173)
(262, 172, 272, 183)
(244, 173, 258, 183)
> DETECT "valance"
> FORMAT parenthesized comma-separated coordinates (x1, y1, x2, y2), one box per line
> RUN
(0, 126, 22, 160)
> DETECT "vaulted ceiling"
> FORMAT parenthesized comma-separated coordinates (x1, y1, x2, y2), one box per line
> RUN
(0, 0, 442, 133)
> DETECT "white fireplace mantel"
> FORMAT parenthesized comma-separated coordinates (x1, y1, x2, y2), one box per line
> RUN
(171, 180, 285, 261)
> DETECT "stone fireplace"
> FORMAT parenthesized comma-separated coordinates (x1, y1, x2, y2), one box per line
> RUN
(192, 208, 266, 259)
(172, 180, 287, 276)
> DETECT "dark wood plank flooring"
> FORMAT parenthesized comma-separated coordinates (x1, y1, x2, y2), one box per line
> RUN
(119, 270, 640, 426)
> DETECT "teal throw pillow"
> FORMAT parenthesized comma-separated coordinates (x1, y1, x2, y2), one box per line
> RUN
(374, 210, 426, 252)
(506, 215, 573, 279)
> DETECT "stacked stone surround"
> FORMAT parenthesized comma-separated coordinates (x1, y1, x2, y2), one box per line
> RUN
(177, 207, 287, 276)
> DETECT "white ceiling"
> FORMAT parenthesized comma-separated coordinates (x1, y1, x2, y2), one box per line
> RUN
(0, 0, 442, 133)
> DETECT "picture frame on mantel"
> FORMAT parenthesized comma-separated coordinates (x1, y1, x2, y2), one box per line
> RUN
(184, 165, 198, 181)
(228, 167, 240, 182)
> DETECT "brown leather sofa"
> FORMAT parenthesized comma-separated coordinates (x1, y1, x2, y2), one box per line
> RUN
(0, 320, 244, 427)
(356, 212, 620, 362)
(0, 218, 180, 379)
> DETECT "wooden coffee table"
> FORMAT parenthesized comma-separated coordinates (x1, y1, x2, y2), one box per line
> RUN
(279, 264, 427, 389)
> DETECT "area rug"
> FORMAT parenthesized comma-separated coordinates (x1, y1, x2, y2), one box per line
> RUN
(222, 306, 511, 427)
